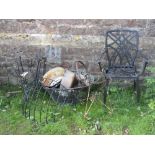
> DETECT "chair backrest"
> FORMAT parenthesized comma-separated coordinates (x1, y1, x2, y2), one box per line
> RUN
(105, 29, 139, 67)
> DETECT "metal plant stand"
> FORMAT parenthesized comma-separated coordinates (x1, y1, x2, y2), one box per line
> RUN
(15, 56, 92, 123)
(98, 29, 148, 104)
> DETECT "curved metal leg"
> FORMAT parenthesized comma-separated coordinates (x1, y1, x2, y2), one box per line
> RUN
(136, 77, 140, 103)
(103, 79, 109, 105)
(134, 79, 136, 90)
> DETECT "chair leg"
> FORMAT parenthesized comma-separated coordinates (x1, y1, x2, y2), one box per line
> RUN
(103, 79, 109, 105)
(135, 77, 140, 103)
(134, 80, 136, 90)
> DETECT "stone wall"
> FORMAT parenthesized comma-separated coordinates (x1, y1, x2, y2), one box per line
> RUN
(0, 19, 155, 84)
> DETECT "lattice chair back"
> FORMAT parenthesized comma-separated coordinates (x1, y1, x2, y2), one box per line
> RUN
(105, 29, 139, 68)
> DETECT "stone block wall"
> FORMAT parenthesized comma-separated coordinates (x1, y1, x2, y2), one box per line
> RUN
(0, 19, 155, 84)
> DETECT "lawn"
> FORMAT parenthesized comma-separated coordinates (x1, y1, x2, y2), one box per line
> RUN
(0, 71, 155, 135)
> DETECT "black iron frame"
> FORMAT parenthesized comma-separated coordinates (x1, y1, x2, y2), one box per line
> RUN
(98, 29, 148, 104)
(15, 56, 93, 123)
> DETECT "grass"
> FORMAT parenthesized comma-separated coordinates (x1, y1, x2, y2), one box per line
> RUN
(0, 79, 155, 135)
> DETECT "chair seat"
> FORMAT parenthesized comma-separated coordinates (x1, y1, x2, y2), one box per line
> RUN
(105, 66, 137, 79)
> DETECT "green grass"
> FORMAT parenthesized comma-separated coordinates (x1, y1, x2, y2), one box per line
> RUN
(0, 81, 155, 135)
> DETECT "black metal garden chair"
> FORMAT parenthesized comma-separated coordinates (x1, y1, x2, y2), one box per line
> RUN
(98, 29, 148, 104)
